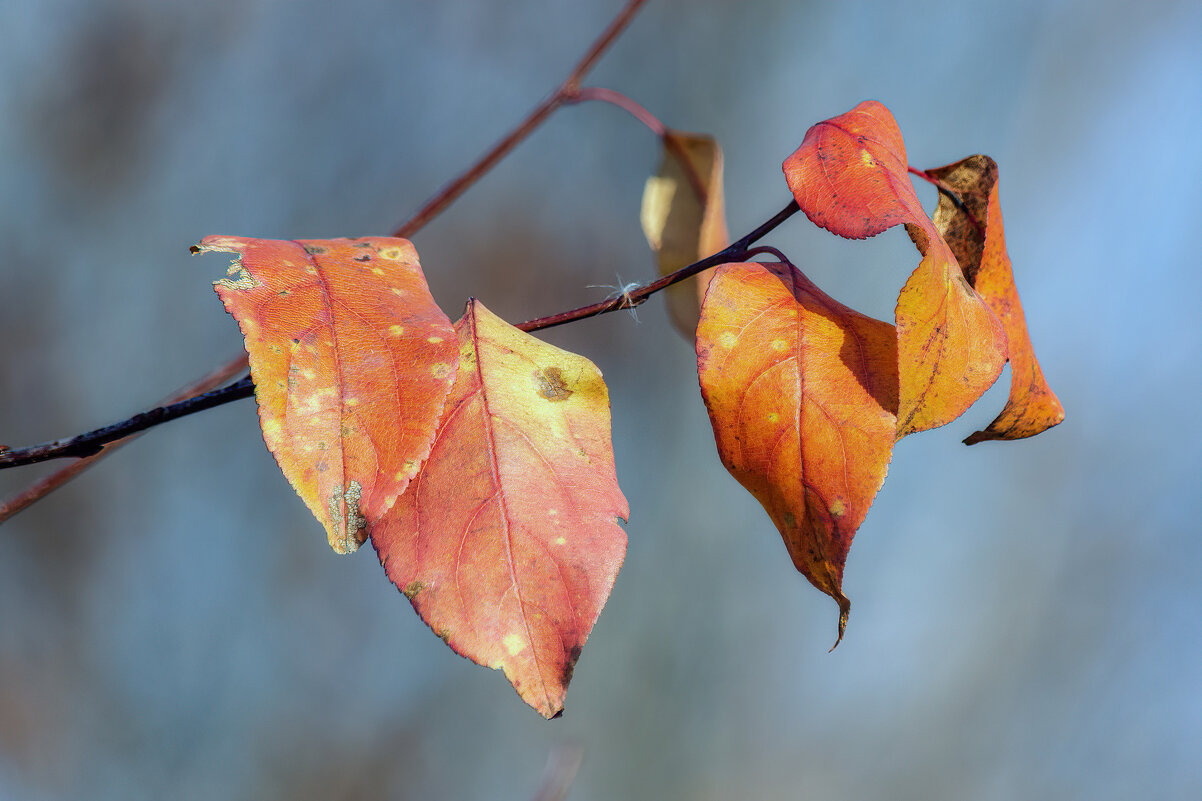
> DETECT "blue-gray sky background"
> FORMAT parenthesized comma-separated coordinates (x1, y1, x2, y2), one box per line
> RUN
(1, 0, 1198, 798)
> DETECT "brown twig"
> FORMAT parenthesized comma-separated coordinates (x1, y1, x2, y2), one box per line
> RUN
(517, 198, 799, 332)
(0, 356, 249, 523)
(391, 0, 650, 238)
(0, 200, 801, 472)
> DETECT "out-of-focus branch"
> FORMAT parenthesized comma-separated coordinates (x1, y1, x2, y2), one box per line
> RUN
(391, 0, 650, 238)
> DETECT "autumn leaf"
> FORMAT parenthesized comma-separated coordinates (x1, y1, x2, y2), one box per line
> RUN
(924, 155, 1065, 444)
(194, 236, 458, 554)
(372, 299, 628, 718)
(782, 100, 1007, 438)
(697, 261, 898, 645)
(641, 130, 729, 338)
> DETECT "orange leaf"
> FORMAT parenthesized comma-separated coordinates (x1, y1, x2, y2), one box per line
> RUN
(195, 236, 457, 554)
(782, 101, 1008, 438)
(696, 262, 898, 645)
(925, 155, 1066, 443)
(640, 130, 729, 338)
(372, 299, 628, 718)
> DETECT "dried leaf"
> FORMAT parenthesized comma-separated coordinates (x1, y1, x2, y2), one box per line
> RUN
(195, 236, 457, 553)
(925, 155, 1065, 443)
(782, 101, 1008, 438)
(641, 130, 729, 338)
(697, 261, 898, 645)
(372, 299, 628, 718)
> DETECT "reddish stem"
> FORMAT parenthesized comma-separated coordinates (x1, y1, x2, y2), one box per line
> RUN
(563, 87, 666, 136)
(742, 245, 791, 265)
(565, 87, 711, 207)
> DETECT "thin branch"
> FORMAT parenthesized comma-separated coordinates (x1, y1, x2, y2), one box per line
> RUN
(391, 0, 650, 238)
(0, 356, 250, 523)
(0, 377, 254, 471)
(517, 198, 799, 332)
(0, 199, 801, 471)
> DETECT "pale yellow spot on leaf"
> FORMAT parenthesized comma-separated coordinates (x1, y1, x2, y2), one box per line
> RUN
(502, 633, 527, 656)
(261, 418, 283, 441)
(830, 498, 846, 517)
(770, 338, 789, 352)
(371, 267, 385, 277)
(860, 150, 876, 167)
(388, 324, 405, 336)
(718, 331, 737, 349)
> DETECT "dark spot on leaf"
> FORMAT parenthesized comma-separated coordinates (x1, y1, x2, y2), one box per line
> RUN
(535, 367, 573, 402)
(559, 644, 583, 689)
(302, 244, 327, 255)
(402, 580, 426, 599)
(353, 254, 371, 262)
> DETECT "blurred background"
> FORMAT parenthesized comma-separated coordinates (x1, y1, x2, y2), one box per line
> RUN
(0, 0, 1198, 798)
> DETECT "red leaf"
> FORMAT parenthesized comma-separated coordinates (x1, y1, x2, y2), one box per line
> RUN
(782, 101, 1008, 438)
(924, 155, 1066, 443)
(372, 299, 628, 718)
(195, 236, 457, 553)
(781, 101, 923, 240)
(697, 262, 898, 645)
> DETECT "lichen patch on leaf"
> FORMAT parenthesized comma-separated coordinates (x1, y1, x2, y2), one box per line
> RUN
(535, 367, 573, 401)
